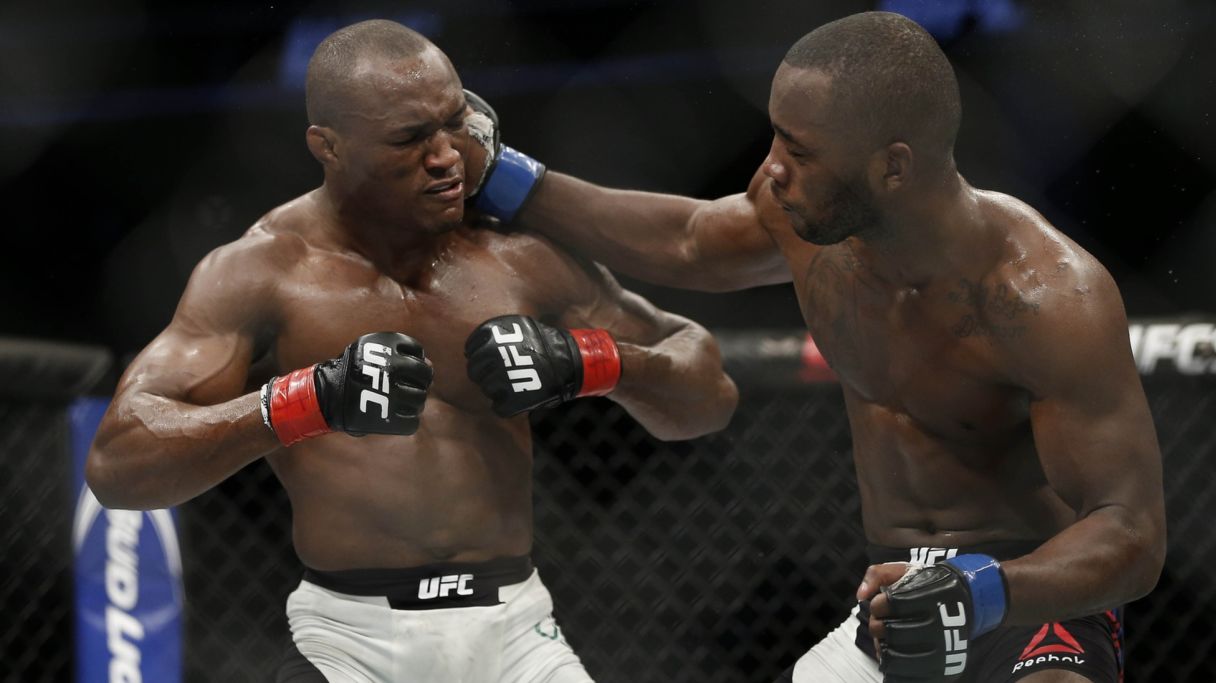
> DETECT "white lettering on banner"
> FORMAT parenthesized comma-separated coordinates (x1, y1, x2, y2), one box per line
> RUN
(418, 574, 475, 600)
(1130, 323, 1216, 375)
(359, 342, 393, 419)
(105, 510, 145, 683)
(491, 323, 543, 392)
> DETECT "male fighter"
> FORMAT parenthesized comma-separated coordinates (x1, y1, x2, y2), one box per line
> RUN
(472, 11, 1165, 683)
(85, 20, 737, 682)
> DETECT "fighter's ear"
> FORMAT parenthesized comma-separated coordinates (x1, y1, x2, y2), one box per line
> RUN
(873, 141, 913, 194)
(306, 125, 340, 167)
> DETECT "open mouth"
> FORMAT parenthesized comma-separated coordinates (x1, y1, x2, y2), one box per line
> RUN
(424, 178, 464, 202)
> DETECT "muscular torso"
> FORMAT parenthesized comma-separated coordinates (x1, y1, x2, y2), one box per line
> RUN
(253, 195, 575, 570)
(754, 180, 1078, 549)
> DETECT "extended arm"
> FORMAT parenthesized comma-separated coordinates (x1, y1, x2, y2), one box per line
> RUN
(462, 93, 789, 292)
(518, 171, 790, 292)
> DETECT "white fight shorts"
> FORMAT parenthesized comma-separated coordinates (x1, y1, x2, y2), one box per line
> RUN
(277, 556, 593, 683)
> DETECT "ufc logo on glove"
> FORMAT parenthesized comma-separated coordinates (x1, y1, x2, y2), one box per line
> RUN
(490, 323, 543, 392)
(465, 315, 621, 418)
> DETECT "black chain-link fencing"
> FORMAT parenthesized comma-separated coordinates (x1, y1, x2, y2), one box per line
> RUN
(2, 329, 1214, 682)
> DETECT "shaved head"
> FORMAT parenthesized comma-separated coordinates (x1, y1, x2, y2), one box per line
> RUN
(783, 11, 961, 167)
(306, 20, 436, 129)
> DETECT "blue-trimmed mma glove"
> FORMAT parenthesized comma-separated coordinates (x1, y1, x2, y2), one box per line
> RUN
(878, 555, 1008, 682)
(463, 89, 546, 224)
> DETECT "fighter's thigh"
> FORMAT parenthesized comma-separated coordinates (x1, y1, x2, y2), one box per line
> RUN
(501, 613, 594, 683)
(781, 607, 881, 683)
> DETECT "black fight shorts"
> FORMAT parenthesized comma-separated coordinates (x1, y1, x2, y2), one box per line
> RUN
(857, 542, 1124, 682)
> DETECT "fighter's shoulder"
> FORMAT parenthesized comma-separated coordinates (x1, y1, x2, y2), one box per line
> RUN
(199, 196, 322, 277)
(978, 191, 1125, 350)
(473, 226, 605, 298)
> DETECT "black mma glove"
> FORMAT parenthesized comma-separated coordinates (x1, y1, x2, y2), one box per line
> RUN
(879, 555, 1008, 682)
(260, 332, 433, 446)
(464, 315, 620, 417)
(463, 89, 546, 224)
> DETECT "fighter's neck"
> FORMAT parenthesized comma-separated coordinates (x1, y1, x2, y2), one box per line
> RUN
(310, 188, 450, 281)
(845, 181, 993, 289)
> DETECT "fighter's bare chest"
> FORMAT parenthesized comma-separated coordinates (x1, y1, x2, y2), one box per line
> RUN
(272, 255, 547, 402)
(790, 248, 1029, 436)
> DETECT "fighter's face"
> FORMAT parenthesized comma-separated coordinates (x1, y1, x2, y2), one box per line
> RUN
(765, 65, 880, 245)
(332, 47, 470, 234)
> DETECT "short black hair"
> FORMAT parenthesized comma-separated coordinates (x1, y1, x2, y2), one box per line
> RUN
(305, 19, 433, 128)
(783, 12, 961, 164)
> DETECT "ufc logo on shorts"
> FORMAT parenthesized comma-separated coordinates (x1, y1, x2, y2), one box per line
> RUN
(491, 323, 542, 392)
(418, 574, 474, 600)
(359, 342, 393, 419)
(940, 601, 968, 675)
(909, 547, 958, 565)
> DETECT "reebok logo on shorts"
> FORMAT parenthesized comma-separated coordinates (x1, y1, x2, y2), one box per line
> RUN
(1011, 622, 1086, 674)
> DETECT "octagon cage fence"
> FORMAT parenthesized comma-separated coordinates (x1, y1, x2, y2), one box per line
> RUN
(1, 317, 1213, 682)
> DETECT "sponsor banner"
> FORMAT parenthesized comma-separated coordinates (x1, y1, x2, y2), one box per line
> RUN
(1129, 320, 1216, 376)
(716, 316, 1216, 387)
(71, 398, 182, 683)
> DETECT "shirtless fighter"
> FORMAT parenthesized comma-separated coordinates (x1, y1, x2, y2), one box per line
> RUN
(469, 11, 1165, 683)
(85, 20, 737, 682)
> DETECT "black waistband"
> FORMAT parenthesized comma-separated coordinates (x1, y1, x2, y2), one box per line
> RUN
(303, 555, 533, 610)
(866, 539, 1044, 565)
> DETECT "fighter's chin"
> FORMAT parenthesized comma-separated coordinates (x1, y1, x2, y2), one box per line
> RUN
(791, 217, 853, 246)
(424, 206, 465, 234)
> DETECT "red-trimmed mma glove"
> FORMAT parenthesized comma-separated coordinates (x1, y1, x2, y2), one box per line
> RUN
(260, 332, 433, 446)
(464, 315, 620, 417)
(878, 555, 1008, 682)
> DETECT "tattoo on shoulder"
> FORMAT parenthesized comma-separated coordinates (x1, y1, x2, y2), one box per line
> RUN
(947, 278, 1039, 340)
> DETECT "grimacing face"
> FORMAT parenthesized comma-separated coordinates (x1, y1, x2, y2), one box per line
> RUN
(765, 64, 881, 245)
(334, 47, 471, 234)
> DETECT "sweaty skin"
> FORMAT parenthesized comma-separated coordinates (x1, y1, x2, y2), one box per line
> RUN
(85, 45, 737, 571)
(515, 62, 1165, 630)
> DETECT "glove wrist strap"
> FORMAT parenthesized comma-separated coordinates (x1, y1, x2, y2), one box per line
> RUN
(473, 146, 545, 223)
(265, 366, 331, 447)
(570, 328, 621, 397)
(946, 553, 1008, 638)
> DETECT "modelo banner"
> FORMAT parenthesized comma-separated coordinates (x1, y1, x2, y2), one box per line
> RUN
(70, 398, 182, 683)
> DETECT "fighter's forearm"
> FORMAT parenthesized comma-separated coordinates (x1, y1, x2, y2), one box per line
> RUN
(1001, 504, 1165, 624)
(520, 172, 712, 288)
(610, 322, 738, 441)
(86, 390, 278, 510)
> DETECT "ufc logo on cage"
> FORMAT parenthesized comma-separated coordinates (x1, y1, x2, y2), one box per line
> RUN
(491, 323, 542, 392)
(359, 342, 393, 418)
(940, 601, 969, 675)
(418, 574, 474, 600)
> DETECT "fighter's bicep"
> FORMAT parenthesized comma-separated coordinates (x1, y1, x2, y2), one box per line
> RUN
(116, 242, 273, 406)
(689, 191, 790, 288)
(1028, 387, 1158, 514)
(1020, 285, 1160, 513)
(117, 323, 258, 408)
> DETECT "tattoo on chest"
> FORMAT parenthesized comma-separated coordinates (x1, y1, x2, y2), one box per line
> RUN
(801, 249, 864, 361)
(947, 278, 1039, 340)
